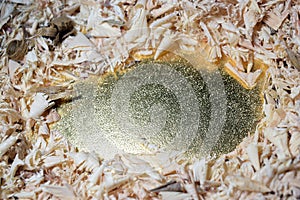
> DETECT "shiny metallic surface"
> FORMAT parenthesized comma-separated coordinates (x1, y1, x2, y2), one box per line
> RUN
(53, 60, 263, 158)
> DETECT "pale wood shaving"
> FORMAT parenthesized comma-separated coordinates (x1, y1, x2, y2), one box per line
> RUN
(225, 175, 271, 193)
(246, 143, 260, 171)
(263, 0, 291, 31)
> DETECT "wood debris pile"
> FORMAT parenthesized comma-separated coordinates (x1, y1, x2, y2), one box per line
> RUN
(0, 0, 299, 199)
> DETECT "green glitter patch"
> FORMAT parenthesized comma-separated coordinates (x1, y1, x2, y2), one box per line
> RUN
(52, 60, 263, 158)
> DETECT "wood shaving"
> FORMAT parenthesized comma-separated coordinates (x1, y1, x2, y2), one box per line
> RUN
(28, 93, 54, 119)
(0, 0, 300, 199)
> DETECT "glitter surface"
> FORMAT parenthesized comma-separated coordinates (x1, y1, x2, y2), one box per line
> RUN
(53, 60, 263, 158)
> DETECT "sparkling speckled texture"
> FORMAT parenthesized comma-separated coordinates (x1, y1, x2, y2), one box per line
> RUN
(53, 60, 262, 158)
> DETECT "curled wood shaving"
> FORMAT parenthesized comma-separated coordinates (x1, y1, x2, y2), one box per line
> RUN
(225, 62, 262, 89)
(0, 134, 18, 158)
(225, 175, 271, 193)
(246, 143, 260, 171)
(263, 0, 291, 31)
(28, 93, 54, 119)
(41, 184, 76, 200)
